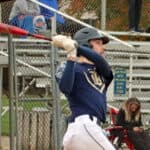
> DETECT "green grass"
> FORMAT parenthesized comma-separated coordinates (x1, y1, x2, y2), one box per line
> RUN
(1, 95, 50, 135)
(18, 101, 47, 111)
(2, 112, 10, 135)
(2, 95, 9, 106)
(1, 95, 10, 135)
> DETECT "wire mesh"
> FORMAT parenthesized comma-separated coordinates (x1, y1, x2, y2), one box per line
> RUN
(14, 40, 53, 150)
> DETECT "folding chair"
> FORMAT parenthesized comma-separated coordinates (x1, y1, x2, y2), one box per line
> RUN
(105, 105, 135, 150)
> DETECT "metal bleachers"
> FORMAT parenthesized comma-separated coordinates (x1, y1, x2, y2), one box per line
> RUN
(105, 41, 150, 123)
(0, 37, 150, 123)
(15, 39, 52, 92)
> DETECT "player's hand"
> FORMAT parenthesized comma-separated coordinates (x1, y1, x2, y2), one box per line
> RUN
(133, 127, 144, 133)
(62, 38, 77, 51)
(52, 35, 77, 57)
(52, 35, 68, 48)
(63, 39, 77, 57)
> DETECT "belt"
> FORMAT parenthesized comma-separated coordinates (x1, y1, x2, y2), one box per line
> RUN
(89, 115, 101, 125)
(74, 115, 101, 126)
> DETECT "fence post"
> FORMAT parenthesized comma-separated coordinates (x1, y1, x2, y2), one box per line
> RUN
(129, 54, 133, 97)
(0, 66, 2, 149)
(51, 13, 61, 150)
(8, 35, 15, 150)
(101, 0, 106, 30)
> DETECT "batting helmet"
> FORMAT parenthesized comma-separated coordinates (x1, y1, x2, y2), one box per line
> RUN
(73, 27, 109, 47)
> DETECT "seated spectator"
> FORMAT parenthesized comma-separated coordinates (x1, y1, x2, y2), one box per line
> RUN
(116, 97, 150, 150)
(9, 0, 47, 35)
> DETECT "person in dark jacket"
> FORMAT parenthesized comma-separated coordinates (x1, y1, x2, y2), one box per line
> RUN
(38, 0, 83, 36)
(116, 97, 150, 150)
(128, 0, 143, 32)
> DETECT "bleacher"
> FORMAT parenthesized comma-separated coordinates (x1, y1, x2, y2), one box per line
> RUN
(104, 41, 150, 124)
(0, 36, 150, 124)
(0, 38, 52, 96)
(1, 38, 150, 93)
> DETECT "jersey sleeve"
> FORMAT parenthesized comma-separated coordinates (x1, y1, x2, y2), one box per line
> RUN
(77, 45, 113, 85)
(55, 62, 66, 83)
(55, 61, 75, 95)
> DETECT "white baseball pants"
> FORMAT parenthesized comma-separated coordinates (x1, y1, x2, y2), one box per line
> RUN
(63, 115, 116, 150)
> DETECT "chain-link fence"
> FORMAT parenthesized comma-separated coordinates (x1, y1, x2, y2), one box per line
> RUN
(14, 40, 53, 150)
(58, 0, 150, 32)
(0, 0, 150, 150)
(1, 0, 150, 31)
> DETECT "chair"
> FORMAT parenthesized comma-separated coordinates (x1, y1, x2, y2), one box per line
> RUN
(105, 106, 135, 150)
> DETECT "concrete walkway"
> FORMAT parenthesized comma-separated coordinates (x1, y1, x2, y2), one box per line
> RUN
(1, 136, 9, 150)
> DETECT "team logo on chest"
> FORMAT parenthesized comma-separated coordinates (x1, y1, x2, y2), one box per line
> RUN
(84, 68, 105, 93)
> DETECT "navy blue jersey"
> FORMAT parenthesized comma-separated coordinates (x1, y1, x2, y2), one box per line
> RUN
(56, 45, 113, 123)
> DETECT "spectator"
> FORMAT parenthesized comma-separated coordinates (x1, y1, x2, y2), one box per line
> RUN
(116, 97, 150, 150)
(9, 0, 46, 34)
(38, 0, 64, 29)
(128, 0, 143, 32)
(38, 0, 83, 36)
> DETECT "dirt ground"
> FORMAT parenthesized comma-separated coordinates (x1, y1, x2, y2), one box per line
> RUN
(0, 136, 129, 150)
(1, 136, 9, 150)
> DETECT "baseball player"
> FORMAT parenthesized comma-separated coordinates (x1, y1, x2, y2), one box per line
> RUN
(53, 27, 115, 150)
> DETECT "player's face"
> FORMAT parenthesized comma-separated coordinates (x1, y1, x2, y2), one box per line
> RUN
(89, 39, 105, 55)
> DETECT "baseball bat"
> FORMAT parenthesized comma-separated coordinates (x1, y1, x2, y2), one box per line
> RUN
(0, 22, 52, 41)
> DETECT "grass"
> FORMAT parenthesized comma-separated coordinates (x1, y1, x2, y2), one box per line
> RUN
(1, 95, 50, 135)
(1, 95, 149, 137)
(1, 95, 10, 135)
(2, 112, 9, 135)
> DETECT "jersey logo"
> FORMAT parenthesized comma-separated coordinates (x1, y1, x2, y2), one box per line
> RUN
(84, 69, 105, 93)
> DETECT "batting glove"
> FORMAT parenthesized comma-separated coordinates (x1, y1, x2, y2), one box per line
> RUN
(63, 39, 77, 57)
(52, 35, 78, 57)
(52, 35, 68, 48)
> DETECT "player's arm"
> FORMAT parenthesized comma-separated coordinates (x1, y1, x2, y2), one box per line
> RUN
(78, 45, 113, 84)
(52, 35, 113, 83)
(53, 35, 77, 95)
(53, 35, 113, 87)
(116, 109, 133, 130)
(59, 61, 75, 95)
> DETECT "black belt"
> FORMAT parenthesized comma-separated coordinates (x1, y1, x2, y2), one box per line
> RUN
(89, 115, 101, 126)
